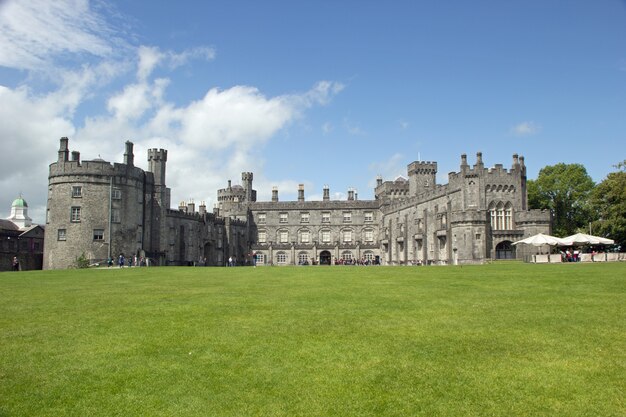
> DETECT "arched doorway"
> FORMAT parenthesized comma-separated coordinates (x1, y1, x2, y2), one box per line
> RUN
(495, 241, 515, 259)
(319, 250, 332, 265)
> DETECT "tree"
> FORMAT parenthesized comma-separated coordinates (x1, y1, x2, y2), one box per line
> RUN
(589, 160, 626, 247)
(527, 163, 595, 237)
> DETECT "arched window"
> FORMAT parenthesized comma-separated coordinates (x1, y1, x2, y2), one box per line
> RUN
(341, 251, 353, 261)
(299, 229, 310, 244)
(490, 201, 514, 230)
(277, 229, 289, 243)
(298, 252, 309, 265)
(255, 252, 266, 265)
(276, 251, 287, 264)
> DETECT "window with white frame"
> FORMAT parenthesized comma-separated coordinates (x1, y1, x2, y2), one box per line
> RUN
(70, 206, 81, 222)
(363, 251, 374, 262)
(489, 202, 513, 230)
(258, 230, 267, 243)
(298, 252, 308, 264)
(279, 212, 288, 223)
(93, 229, 104, 241)
(112, 188, 121, 200)
(279, 230, 289, 243)
(300, 212, 309, 223)
(321, 229, 331, 243)
(364, 211, 373, 222)
(57, 229, 66, 241)
(72, 186, 82, 198)
(322, 212, 330, 223)
(342, 229, 352, 243)
(258, 213, 266, 223)
(364, 229, 374, 242)
(341, 251, 353, 261)
(255, 253, 266, 265)
(300, 230, 310, 243)
(343, 211, 352, 223)
(276, 252, 287, 264)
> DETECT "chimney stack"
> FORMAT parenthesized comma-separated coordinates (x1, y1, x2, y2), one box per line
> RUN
(272, 186, 279, 202)
(323, 185, 330, 201)
(298, 184, 304, 202)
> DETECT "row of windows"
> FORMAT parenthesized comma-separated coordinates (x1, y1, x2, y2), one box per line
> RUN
(258, 228, 375, 244)
(58, 228, 104, 241)
(71, 186, 122, 200)
(258, 211, 375, 224)
(489, 202, 514, 230)
(67, 207, 121, 223)
(257, 251, 376, 265)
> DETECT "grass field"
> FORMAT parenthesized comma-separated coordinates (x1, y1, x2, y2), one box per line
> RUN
(1, 263, 624, 417)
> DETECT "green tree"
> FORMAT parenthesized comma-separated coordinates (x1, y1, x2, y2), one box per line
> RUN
(527, 163, 595, 237)
(589, 160, 626, 247)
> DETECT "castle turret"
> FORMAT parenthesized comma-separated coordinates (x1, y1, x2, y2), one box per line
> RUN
(474, 152, 484, 170)
(148, 148, 167, 186)
(407, 160, 437, 196)
(242, 172, 254, 202)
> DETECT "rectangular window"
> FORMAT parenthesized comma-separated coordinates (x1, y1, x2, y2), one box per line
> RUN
(93, 229, 104, 241)
(343, 212, 352, 223)
(343, 230, 352, 242)
(321, 230, 331, 243)
(58, 229, 66, 241)
(279, 212, 288, 223)
(300, 212, 309, 223)
(277, 253, 287, 264)
(364, 211, 373, 222)
(111, 208, 121, 223)
(258, 231, 267, 243)
(279, 230, 288, 243)
(258, 213, 266, 224)
(364, 230, 374, 242)
(301, 231, 310, 243)
(112, 188, 121, 200)
(322, 212, 330, 223)
(72, 186, 82, 197)
(46, 209, 50, 224)
(70, 206, 81, 222)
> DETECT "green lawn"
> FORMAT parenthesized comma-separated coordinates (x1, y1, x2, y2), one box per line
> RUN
(1, 263, 624, 417)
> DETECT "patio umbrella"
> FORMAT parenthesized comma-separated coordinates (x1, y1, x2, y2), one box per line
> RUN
(559, 233, 614, 246)
(512, 233, 565, 246)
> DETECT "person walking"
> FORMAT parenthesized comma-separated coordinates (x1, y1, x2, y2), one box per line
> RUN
(12, 256, 19, 271)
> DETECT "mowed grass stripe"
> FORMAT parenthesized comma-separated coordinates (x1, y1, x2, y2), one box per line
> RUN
(0, 263, 624, 417)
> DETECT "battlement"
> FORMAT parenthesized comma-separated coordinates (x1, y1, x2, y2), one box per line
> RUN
(147, 148, 167, 161)
(407, 161, 438, 175)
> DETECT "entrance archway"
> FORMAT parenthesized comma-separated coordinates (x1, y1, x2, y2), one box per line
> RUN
(319, 250, 332, 265)
(495, 241, 515, 259)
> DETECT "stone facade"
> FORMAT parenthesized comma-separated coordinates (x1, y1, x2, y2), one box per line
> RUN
(43, 138, 551, 269)
(43, 138, 247, 269)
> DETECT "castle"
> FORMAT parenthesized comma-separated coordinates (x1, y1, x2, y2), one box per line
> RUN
(43, 138, 551, 269)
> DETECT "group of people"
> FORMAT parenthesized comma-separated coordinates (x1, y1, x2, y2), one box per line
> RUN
(107, 254, 147, 268)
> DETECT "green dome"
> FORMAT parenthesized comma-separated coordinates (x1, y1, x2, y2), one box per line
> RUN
(12, 197, 28, 208)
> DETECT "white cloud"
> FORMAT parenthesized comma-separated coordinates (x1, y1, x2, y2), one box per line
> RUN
(510, 121, 541, 136)
(0, 0, 123, 70)
(367, 153, 406, 188)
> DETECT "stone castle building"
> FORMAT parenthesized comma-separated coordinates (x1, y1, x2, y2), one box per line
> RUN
(43, 138, 550, 269)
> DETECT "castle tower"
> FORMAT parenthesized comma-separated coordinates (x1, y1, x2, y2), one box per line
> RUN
(407, 161, 437, 196)
(242, 172, 254, 202)
(148, 148, 167, 186)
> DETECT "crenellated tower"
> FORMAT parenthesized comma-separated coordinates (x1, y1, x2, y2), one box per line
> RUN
(407, 161, 437, 196)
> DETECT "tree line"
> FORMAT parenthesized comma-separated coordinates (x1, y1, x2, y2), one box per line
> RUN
(527, 159, 626, 247)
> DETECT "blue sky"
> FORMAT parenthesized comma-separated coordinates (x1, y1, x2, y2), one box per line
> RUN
(1, 0, 625, 223)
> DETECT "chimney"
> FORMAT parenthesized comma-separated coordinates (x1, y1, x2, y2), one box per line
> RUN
(298, 184, 304, 202)
(71, 151, 80, 163)
(461, 153, 468, 168)
(272, 186, 278, 202)
(187, 200, 195, 214)
(512, 153, 520, 169)
(347, 187, 355, 201)
(323, 185, 330, 201)
(179, 201, 187, 212)
(124, 141, 134, 166)
(475, 152, 484, 169)
(58, 137, 69, 162)
(227, 180, 232, 189)
(376, 175, 383, 187)
(199, 201, 207, 215)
